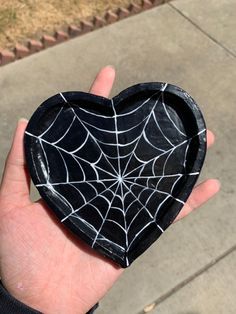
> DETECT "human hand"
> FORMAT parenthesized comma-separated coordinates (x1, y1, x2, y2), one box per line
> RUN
(0, 66, 220, 314)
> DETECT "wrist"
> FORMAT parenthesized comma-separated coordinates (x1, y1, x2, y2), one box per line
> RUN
(0, 280, 41, 313)
(0, 280, 99, 314)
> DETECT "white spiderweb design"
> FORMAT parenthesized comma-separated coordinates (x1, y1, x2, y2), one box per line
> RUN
(25, 84, 205, 267)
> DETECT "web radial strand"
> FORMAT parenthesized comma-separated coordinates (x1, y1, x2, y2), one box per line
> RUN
(92, 182, 120, 247)
(120, 91, 164, 177)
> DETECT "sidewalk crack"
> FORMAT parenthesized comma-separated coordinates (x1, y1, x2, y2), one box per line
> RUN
(168, 3, 236, 59)
(138, 244, 236, 313)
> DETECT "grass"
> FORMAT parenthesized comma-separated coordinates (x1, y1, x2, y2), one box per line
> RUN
(0, 0, 142, 49)
(0, 8, 17, 33)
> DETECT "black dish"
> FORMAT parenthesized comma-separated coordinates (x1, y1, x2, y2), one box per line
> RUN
(24, 83, 206, 267)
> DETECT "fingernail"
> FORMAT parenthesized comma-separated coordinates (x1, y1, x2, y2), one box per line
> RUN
(215, 179, 221, 189)
(212, 179, 221, 191)
(18, 118, 29, 123)
(105, 65, 115, 69)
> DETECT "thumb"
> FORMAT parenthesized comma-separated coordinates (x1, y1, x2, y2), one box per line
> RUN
(0, 119, 31, 204)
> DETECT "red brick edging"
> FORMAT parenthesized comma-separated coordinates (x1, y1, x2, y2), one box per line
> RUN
(0, 0, 169, 66)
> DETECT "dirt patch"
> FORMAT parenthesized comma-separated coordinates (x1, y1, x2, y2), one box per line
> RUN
(0, 0, 142, 49)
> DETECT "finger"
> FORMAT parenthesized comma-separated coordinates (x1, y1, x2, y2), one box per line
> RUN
(89, 65, 115, 97)
(206, 129, 214, 148)
(174, 179, 220, 222)
(0, 119, 31, 202)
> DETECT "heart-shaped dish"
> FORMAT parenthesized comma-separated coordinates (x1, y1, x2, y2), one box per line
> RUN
(24, 83, 206, 267)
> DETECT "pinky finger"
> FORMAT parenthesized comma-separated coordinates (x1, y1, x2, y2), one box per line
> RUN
(174, 179, 220, 222)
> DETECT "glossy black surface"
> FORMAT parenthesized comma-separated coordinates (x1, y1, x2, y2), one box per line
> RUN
(24, 83, 206, 267)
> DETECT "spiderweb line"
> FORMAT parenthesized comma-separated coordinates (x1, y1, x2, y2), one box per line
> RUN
(111, 99, 121, 177)
(122, 181, 154, 220)
(61, 180, 118, 222)
(126, 173, 199, 180)
(52, 115, 76, 145)
(121, 84, 167, 177)
(161, 92, 187, 137)
(111, 98, 130, 263)
(120, 181, 129, 261)
(70, 215, 126, 253)
(92, 182, 120, 247)
(124, 179, 185, 205)
(39, 107, 63, 139)
(123, 129, 205, 178)
(78, 114, 150, 135)
(74, 89, 161, 119)
(25, 131, 117, 180)
(64, 98, 119, 177)
(36, 178, 117, 187)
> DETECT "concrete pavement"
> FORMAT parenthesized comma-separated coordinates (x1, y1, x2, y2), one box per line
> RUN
(0, 0, 235, 313)
(152, 250, 236, 314)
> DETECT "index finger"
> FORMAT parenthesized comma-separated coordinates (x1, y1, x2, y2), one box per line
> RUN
(89, 65, 116, 97)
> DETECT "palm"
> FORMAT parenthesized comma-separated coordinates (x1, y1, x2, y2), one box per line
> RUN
(0, 66, 220, 314)
(0, 199, 121, 314)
